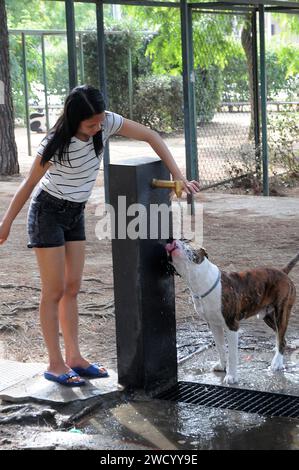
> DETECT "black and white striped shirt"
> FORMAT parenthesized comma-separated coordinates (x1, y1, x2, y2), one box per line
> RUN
(35, 111, 123, 202)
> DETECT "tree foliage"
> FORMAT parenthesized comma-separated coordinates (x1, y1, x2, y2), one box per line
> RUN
(6, 0, 100, 121)
(5, 1, 299, 130)
(123, 6, 236, 74)
(83, 22, 150, 117)
(6, 0, 97, 30)
(0, 0, 18, 174)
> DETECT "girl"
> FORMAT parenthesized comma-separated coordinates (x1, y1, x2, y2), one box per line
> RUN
(0, 85, 200, 386)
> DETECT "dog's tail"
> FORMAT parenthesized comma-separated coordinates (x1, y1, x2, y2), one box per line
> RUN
(283, 252, 299, 274)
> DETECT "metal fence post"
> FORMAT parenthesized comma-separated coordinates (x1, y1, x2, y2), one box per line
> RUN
(65, 0, 77, 90)
(96, 0, 110, 205)
(128, 46, 133, 120)
(181, 0, 198, 213)
(21, 33, 31, 156)
(251, 11, 261, 180)
(78, 32, 85, 84)
(259, 5, 269, 196)
(41, 34, 50, 131)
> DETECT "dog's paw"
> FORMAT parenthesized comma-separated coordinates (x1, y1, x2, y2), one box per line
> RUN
(212, 362, 226, 372)
(223, 374, 238, 385)
(271, 353, 284, 371)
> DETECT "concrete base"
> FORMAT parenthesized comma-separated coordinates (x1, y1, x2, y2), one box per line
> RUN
(0, 360, 45, 393)
(0, 360, 120, 404)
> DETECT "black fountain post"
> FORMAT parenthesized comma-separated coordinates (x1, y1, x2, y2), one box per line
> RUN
(109, 157, 177, 391)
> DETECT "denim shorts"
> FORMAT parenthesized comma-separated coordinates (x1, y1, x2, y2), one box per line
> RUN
(27, 189, 86, 248)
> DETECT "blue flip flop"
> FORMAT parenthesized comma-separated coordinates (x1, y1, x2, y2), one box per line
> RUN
(71, 363, 109, 379)
(44, 370, 86, 387)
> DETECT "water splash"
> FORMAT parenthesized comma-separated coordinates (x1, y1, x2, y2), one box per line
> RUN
(177, 197, 184, 240)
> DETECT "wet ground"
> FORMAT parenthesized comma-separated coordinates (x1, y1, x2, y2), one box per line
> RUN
(76, 401, 299, 451)
(13, 401, 299, 451)
(1, 333, 299, 450)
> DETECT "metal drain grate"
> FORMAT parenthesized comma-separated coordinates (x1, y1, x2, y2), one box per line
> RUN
(155, 381, 299, 419)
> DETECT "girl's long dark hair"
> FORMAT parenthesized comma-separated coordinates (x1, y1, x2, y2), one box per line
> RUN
(41, 85, 105, 166)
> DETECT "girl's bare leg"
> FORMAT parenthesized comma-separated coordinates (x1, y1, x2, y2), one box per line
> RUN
(59, 240, 107, 374)
(34, 246, 71, 376)
(58, 240, 89, 368)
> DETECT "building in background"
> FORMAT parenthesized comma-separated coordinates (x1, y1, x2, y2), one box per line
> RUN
(110, 5, 122, 21)
(266, 12, 299, 43)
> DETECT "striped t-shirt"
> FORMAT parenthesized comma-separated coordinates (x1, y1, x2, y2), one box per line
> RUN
(34, 111, 123, 203)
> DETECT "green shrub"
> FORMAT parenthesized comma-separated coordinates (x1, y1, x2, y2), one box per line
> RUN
(222, 46, 298, 102)
(195, 65, 222, 123)
(134, 68, 223, 131)
(222, 51, 249, 102)
(268, 112, 299, 174)
(83, 25, 222, 128)
(83, 26, 151, 117)
(133, 75, 183, 132)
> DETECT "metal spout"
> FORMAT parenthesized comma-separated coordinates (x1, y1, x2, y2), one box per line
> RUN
(151, 178, 184, 198)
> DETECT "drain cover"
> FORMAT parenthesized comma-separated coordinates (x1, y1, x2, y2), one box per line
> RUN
(155, 381, 299, 419)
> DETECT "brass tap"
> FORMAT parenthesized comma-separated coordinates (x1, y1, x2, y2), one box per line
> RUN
(151, 179, 184, 198)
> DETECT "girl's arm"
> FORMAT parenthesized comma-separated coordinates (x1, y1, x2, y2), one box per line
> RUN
(0, 157, 51, 244)
(116, 118, 200, 195)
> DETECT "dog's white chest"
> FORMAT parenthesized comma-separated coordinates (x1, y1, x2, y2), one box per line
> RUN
(192, 283, 223, 325)
(188, 260, 223, 325)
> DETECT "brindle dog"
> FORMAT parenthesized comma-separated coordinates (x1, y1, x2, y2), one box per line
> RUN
(166, 239, 298, 384)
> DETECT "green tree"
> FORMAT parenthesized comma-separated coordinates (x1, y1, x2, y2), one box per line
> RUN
(123, 6, 299, 130)
(0, 0, 19, 175)
(6, 0, 99, 120)
(123, 6, 240, 123)
(124, 6, 235, 74)
(6, 0, 97, 30)
(83, 23, 149, 117)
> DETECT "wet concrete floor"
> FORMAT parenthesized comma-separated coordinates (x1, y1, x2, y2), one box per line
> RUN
(15, 398, 298, 450)
(1, 307, 298, 449)
(65, 345, 299, 451)
(5, 340, 298, 451)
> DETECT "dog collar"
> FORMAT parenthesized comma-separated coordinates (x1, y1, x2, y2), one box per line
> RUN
(192, 269, 221, 300)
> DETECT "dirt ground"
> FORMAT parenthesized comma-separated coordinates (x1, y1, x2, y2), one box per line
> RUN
(0, 137, 299, 449)
(0, 130, 299, 371)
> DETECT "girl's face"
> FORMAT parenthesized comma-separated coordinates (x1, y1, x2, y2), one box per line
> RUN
(76, 112, 105, 139)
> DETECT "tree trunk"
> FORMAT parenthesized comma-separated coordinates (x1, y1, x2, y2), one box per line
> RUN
(0, 0, 19, 175)
(241, 13, 262, 181)
(241, 14, 255, 141)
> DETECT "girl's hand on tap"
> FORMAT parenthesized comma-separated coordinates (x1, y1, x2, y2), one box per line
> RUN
(182, 179, 201, 195)
(172, 173, 201, 195)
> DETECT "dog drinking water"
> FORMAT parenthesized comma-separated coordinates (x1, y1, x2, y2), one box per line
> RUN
(166, 239, 298, 384)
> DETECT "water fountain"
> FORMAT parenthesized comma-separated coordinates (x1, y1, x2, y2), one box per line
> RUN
(109, 157, 179, 391)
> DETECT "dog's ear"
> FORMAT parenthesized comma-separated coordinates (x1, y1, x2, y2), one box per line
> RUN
(193, 247, 208, 263)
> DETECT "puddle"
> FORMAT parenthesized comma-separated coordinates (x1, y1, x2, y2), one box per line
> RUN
(76, 399, 299, 450)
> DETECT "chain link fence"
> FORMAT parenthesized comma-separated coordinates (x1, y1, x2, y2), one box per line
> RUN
(194, 10, 298, 189)
(266, 12, 299, 180)
(192, 12, 252, 188)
